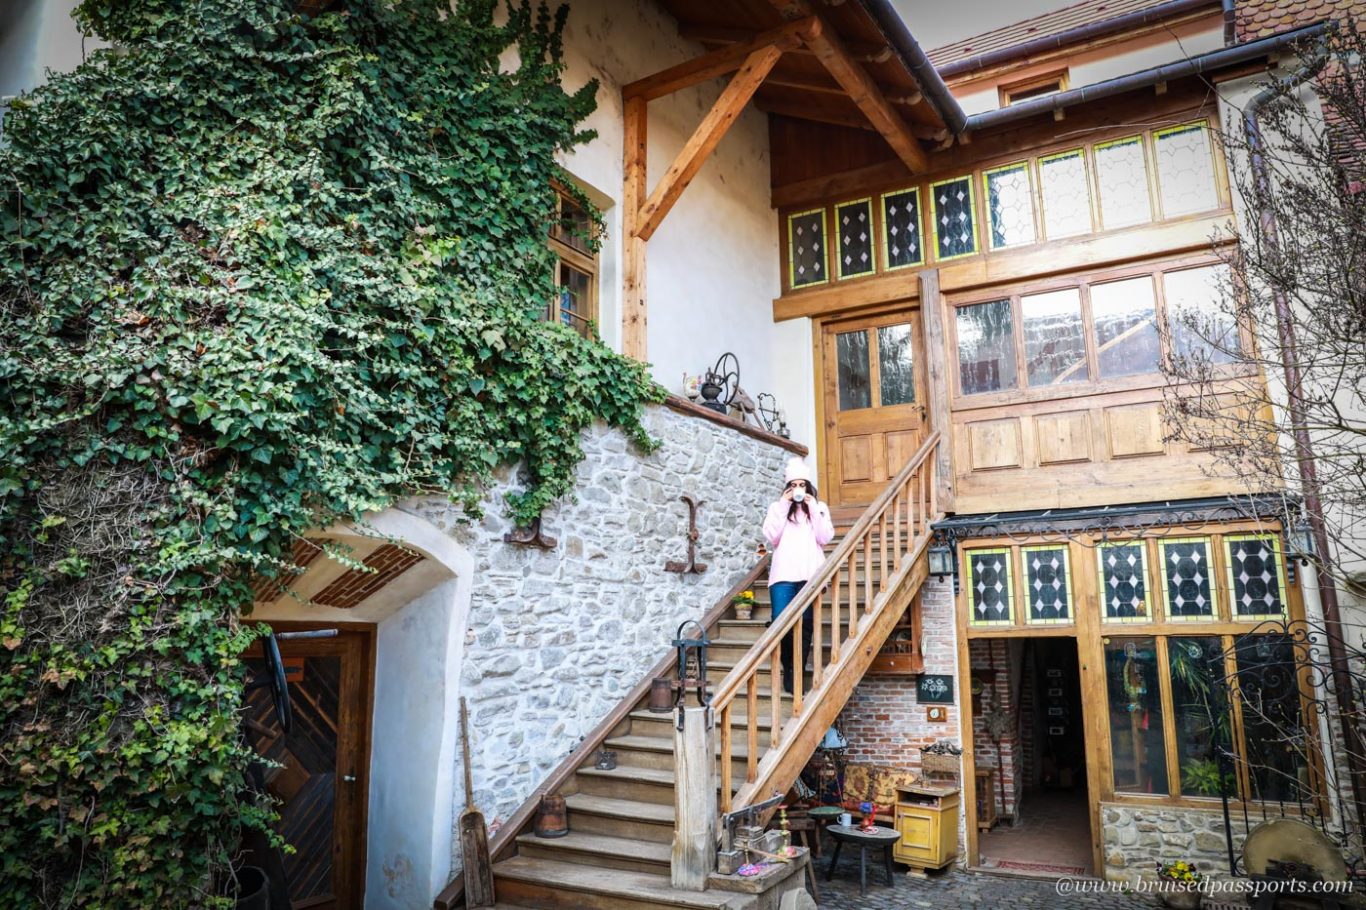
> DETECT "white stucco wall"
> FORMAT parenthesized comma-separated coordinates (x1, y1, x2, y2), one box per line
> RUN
(553, 0, 817, 452)
(0, 0, 105, 100)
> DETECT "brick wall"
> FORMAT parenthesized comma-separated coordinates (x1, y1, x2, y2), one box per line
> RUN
(969, 639, 1021, 819)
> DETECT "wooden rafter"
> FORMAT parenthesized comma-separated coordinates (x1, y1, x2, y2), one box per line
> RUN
(634, 44, 785, 243)
(679, 22, 893, 63)
(623, 18, 815, 102)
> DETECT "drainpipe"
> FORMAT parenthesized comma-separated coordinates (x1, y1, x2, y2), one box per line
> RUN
(1242, 43, 1366, 841)
(1222, 0, 1237, 46)
(857, 0, 968, 134)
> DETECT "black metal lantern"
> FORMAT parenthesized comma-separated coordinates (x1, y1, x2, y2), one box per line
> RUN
(927, 542, 955, 578)
(672, 620, 711, 717)
(1288, 520, 1315, 564)
(699, 353, 739, 415)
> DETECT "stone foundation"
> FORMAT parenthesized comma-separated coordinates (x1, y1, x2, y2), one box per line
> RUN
(1101, 803, 1235, 883)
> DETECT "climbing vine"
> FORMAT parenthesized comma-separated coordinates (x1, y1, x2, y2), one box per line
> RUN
(0, 1, 659, 906)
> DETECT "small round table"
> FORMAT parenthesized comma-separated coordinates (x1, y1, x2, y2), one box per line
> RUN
(824, 824, 900, 896)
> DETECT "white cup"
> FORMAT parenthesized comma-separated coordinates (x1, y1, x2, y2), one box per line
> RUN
(838, 812, 852, 827)
(792, 489, 806, 503)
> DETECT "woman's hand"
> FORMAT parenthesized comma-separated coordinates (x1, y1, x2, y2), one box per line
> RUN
(781, 487, 794, 502)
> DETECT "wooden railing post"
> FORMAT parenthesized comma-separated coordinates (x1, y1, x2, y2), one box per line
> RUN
(672, 705, 716, 890)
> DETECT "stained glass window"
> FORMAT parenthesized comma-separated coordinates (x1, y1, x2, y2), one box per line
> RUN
(877, 324, 916, 406)
(1168, 636, 1233, 797)
(1159, 538, 1217, 621)
(788, 209, 828, 288)
(836, 330, 871, 411)
(1099, 542, 1151, 622)
(1039, 149, 1092, 239)
(1021, 288, 1088, 386)
(1164, 265, 1240, 364)
(1095, 136, 1153, 229)
(1024, 545, 1072, 624)
(836, 198, 876, 280)
(932, 176, 978, 259)
(881, 188, 923, 270)
(985, 162, 1037, 249)
(968, 548, 1014, 626)
(1155, 122, 1220, 218)
(1091, 276, 1160, 378)
(956, 300, 1017, 395)
(1226, 535, 1286, 618)
(1105, 637, 1168, 794)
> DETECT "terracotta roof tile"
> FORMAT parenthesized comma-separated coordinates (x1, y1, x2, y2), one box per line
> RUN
(926, 0, 1178, 68)
(1234, 0, 1364, 42)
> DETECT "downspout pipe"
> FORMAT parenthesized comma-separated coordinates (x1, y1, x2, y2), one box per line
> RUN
(858, 0, 967, 134)
(1222, 0, 1238, 46)
(1241, 40, 1366, 839)
(965, 21, 1329, 133)
(936, 0, 1220, 79)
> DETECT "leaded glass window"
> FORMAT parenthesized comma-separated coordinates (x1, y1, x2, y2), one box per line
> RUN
(1024, 545, 1072, 624)
(881, 188, 923, 270)
(932, 176, 978, 260)
(836, 330, 872, 411)
(788, 209, 828, 288)
(877, 324, 916, 406)
(836, 198, 875, 280)
(1091, 276, 1160, 378)
(1099, 542, 1151, 622)
(968, 548, 1014, 626)
(1039, 149, 1092, 239)
(1095, 136, 1153, 229)
(1155, 122, 1220, 218)
(1159, 538, 1217, 621)
(956, 300, 1016, 395)
(1021, 288, 1088, 386)
(1164, 265, 1239, 365)
(985, 162, 1037, 249)
(1226, 535, 1286, 618)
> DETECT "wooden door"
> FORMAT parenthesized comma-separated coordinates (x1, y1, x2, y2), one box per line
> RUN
(244, 628, 373, 910)
(820, 308, 928, 510)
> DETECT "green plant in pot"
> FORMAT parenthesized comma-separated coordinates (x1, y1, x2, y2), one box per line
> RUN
(1155, 859, 1205, 909)
(731, 590, 757, 621)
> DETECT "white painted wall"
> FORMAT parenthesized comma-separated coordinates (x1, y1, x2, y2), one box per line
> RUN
(0, 0, 105, 99)
(553, 0, 817, 453)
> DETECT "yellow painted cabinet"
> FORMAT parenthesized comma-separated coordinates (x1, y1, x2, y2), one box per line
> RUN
(893, 785, 960, 872)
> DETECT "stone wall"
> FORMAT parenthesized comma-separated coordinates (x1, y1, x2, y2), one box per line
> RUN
(417, 402, 795, 877)
(1101, 803, 1234, 883)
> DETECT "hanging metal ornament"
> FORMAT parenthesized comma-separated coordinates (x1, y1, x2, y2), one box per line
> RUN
(755, 392, 780, 433)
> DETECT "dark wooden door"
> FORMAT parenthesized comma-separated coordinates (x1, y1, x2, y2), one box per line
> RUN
(245, 628, 373, 910)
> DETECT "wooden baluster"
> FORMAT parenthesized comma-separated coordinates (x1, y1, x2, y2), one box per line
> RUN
(880, 510, 889, 590)
(812, 583, 824, 688)
(793, 609, 804, 717)
(769, 647, 782, 750)
(919, 465, 928, 538)
(720, 704, 733, 815)
(862, 532, 873, 628)
(892, 490, 902, 573)
(929, 452, 938, 524)
(746, 676, 759, 783)
(831, 557, 844, 664)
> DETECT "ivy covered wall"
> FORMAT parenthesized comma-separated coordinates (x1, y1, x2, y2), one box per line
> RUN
(0, 1, 659, 906)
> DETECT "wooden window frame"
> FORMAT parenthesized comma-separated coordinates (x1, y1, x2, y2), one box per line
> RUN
(879, 186, 925, 273)
(929, 175, 981, 263)
(787, 206, 831, 289)
(982, 160, 1039, 251)
(835, 196, 878, 281)
(549, 185, 599, 338)
(998, 68, 1070, 108)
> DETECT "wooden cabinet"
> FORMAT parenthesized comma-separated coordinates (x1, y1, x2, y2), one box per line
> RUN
(892, 784, 960, 873)
(975, 768, 998, 831)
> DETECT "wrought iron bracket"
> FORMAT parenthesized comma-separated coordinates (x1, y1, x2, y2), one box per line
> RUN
(664, 494, 708, 574)
(504, 515, 557, 550)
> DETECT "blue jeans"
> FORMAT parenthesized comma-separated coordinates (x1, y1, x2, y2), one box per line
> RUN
(770, 580, 812, 694)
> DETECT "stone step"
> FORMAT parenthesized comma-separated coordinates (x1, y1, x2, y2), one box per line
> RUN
(514, 830, 671, 876)
(563, 793, 675, 844)
(492, 856, 744, 910)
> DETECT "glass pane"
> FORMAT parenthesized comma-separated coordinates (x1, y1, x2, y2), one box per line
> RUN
(556, 261, 592, 338)
(1095, 137, 1153, 229)
(1236, 634, 1312, 803)
(552, 191, 593, 254)
(1105, 637, 1169, 794)
(1164, 265, 1239, 364)
(1024, 545, 1072, 623)
(933, 177, 977, 259)
(882, 189, 923, 268)
(1226, 535, 1286, 618)
(1169, 636, 1234, 798)
(1156, 123, 1219, 218)
(1159, 538, 1217, 620)
(1040, 150, 1092, 239)
(1099, 542, 1152, 622)
(956, 300, 1017, 394)
(877, 324, 916, 406)
(967, 548, 1013, 625)
(836, 330, 872, 411)
(1091, 276, 1159, 378)
(1021, 288, 1088, 386)
(836, 199, 876, 279)
(986, 163, 1036, 248)
(789, 210, 828, 287)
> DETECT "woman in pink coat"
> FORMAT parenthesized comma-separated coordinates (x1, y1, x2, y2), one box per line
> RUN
(763, 458, 835, 694)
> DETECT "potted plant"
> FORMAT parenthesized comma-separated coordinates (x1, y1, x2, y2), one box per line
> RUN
(731, 590, 756, 621)
(1155, 859, 1205, 909)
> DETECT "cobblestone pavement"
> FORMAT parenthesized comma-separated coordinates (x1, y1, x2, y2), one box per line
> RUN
(814, 854, 1158, 909)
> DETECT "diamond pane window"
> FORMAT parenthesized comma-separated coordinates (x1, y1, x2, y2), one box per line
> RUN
(1226, 535, 1286, 618)
(1158, 538, 1217, 621)
(836, 198, 876, 280)
(1039, 149, 1092, 239)
(1024, 545, 1072, 624)
(1099, 542, 1152, 622)
(986, 162, 1037, 249)
(968, 547, 1014, 626)
(881, 188, 923, 270)
(932, 176, 978, 260)
(1155, 122, 1220, 218)
(788, 208, 828, 288)
(1095, 136, 1153, 230)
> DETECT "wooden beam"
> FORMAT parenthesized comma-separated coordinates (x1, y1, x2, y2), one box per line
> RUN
(622, 95, 648, 360)
(623, 18, 815, 102)
(802, 17, 930, 173)
(756, 91, 879, 131)
(918, 269, 955, 513)
(635, 44, 784, 243)
(678, 22, 890, 63)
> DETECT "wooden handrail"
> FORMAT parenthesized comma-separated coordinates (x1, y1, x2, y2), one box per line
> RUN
(433, 554, 771, 910)
(711, 431, 941, 816)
